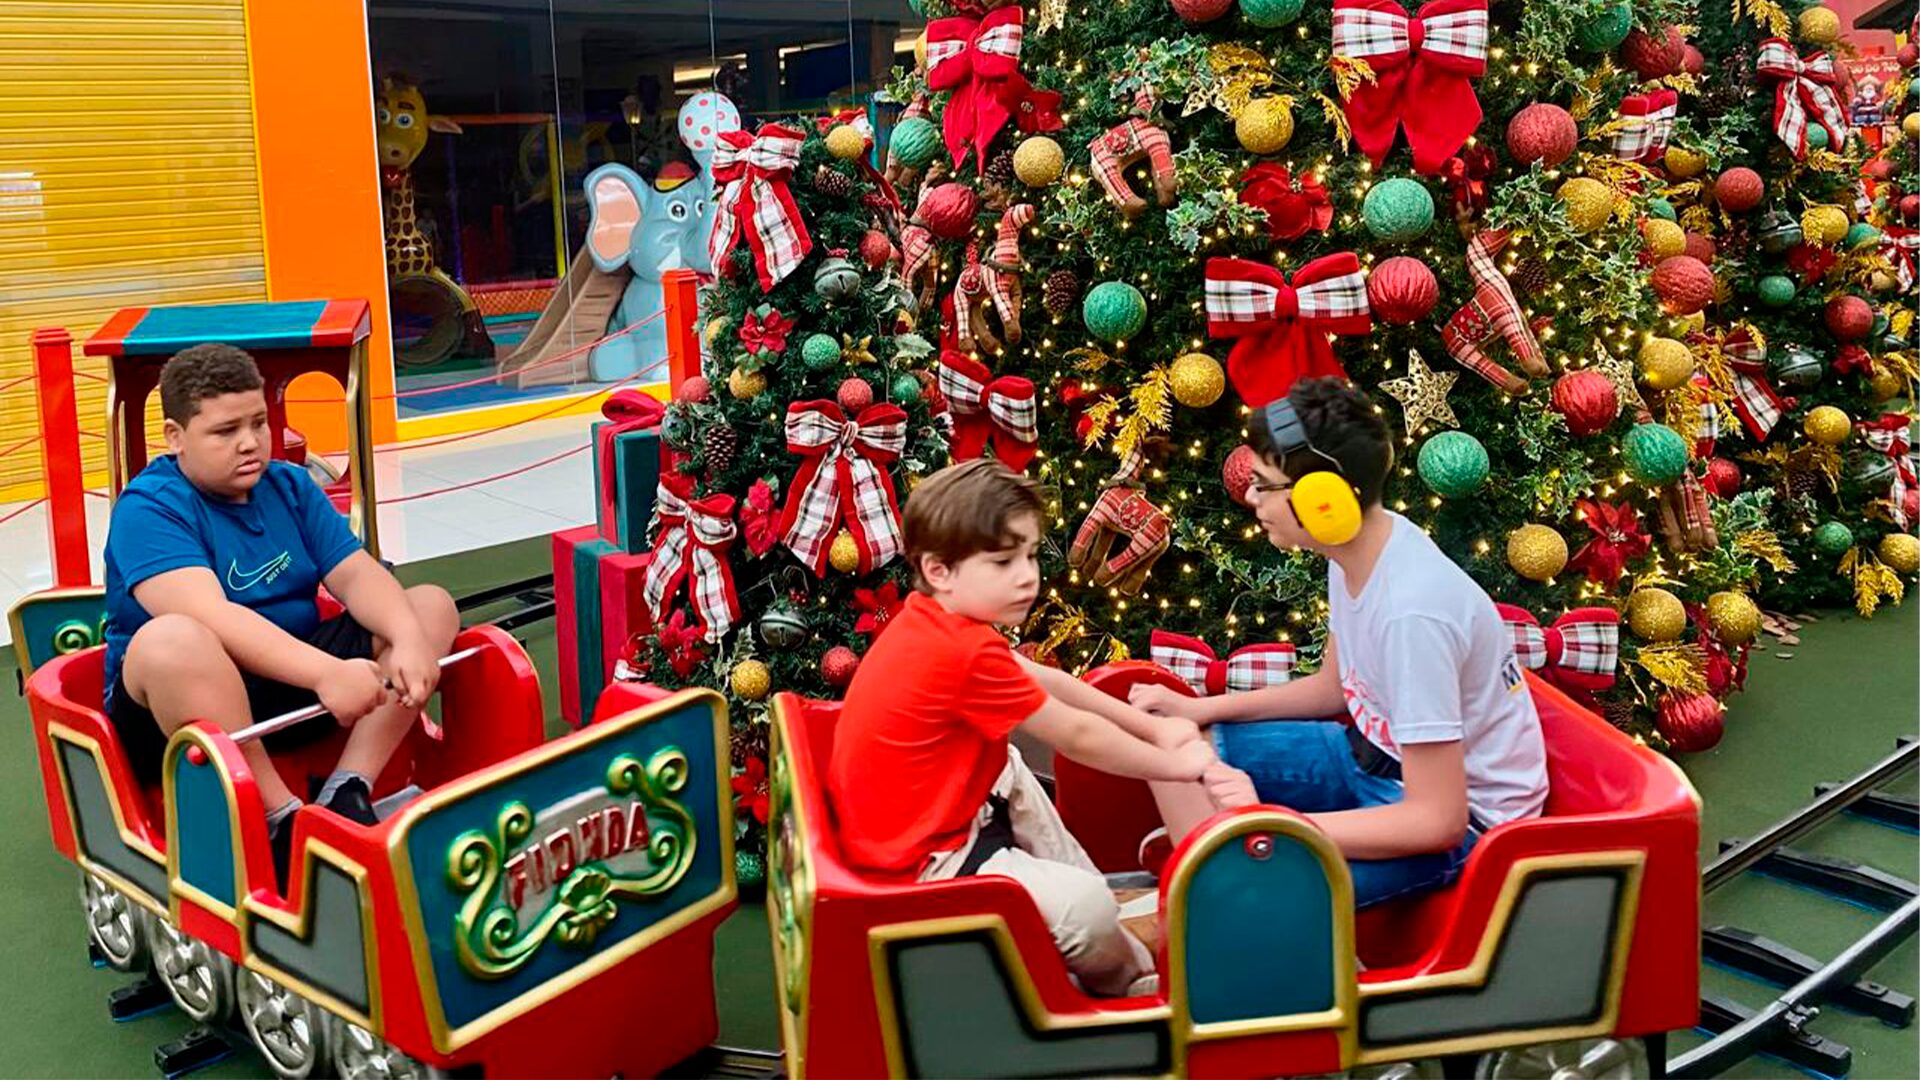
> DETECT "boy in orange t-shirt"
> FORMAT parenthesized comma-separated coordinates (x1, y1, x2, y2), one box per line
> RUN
(829, 459, 1217, 996)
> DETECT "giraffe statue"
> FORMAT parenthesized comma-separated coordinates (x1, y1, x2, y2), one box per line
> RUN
(375, 76, 491, 366)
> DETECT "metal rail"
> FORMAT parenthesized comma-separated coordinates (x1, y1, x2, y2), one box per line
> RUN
(1703, 740, 1919, 893)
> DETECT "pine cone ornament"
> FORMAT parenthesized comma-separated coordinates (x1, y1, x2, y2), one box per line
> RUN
(1781, 470, 1819, 503)
(1511, 256, 1550, 295)
(985, 148, 1016, 188)
(813, 165, 855, 199)
(1043, 269, 1080, 316)
(729, 722, 769, 766)
(1602, 696, 1638, 731)
(703, 423, 740, 475)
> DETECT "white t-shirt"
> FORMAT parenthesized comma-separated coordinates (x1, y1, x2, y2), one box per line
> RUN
(1326, 513, 1549, 827)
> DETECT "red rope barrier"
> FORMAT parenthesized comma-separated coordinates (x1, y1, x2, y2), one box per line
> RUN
(0, 374, 32, 394)
(0, 497, 48, 527)
(71, 370, 107, 384)
(0, 434, 39, 460)
(370, 363, 658, 454)
(378, 444, 590, 505)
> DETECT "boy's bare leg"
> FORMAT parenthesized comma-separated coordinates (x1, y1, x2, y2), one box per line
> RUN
(1151, 763, 1261, 842)
(122, 613, 297, 809)
(335, 585, 459, 779)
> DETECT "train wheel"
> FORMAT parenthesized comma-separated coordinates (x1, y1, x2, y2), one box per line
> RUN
(238, 969, 334, 1079)
(80, 872, 151, 972)
(332, 1015, 438, 1080)
(1474, 1037, 1650, 1079)
(146, 916, 236, 1024)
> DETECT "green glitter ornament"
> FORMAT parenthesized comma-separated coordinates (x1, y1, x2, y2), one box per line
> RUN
(1757, 275, 1797, 307)
(736, 850, 767, 891)
(801, 333, 843, 370)
(1240, 0, 1306, 28)
(1846, 222, 1881, 250)
(1576, 3, 1634, 52)
(1362, 178, 1435, 243)
(1417, 431, 1490, 497)
(1813, 521, 1855, 557)
(1806, 125, 1830, 151)
(1082, 281, 1148, 343)
(890, 373, 923, 405)
(1623, 423, 1690, 485)
(889, 116, 942, 169)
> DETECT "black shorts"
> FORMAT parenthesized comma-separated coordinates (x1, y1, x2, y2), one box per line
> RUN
(107, 613, 377, 785)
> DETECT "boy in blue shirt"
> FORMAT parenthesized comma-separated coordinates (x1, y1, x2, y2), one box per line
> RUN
(104, 344, 458, 887)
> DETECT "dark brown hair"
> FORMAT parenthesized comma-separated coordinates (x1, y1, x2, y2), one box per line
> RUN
(904, 458, 1047, 590)
(1247, 376, 1393, 509)
(160, 343, 264, 424)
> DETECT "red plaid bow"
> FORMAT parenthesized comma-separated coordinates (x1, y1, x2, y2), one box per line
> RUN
(938, 350, 1039, 470)
(1150, 630, 1295, 696)
(599, 389, 664, 506)
(926, 4, 1025, 172)
(779, 401, 909, 576)
(1861, 413, 1917, 528)
(1331, 0, 1489, 174)
(1495, 604, 1620, 693)
(817, 108, 873, 143)
(1693, 326, 1794, 442)
(1441, 228, 1547, 393)
(710, 124, 812, 292)
(1612, 89, 1678, 163)
(1204, 254, 1371, 408)
(643, 475, 741, 643)
(1882, 226, 1918, 294)
(1755, 38, 1849, 160)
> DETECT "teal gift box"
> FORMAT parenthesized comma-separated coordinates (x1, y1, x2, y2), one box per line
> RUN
(591, 420, 661, 554)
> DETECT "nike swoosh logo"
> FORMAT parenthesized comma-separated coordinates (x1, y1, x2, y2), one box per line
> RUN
(226, 552, 293, 592)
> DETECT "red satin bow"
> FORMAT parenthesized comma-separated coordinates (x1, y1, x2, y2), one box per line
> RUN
(1494, 604, 1620, 694)
(600, 389, 665, 506)
(1149, 630, 1295, 696)
(1204, 254, 1372, 408)
(937, 351, 1040, 470)
(1331, 0, 1489, 174)
(926, 5, 1026, 172)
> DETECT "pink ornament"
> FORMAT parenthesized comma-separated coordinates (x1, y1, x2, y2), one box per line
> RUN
(920, 183, 979, 239)
(1506, 103, 1579, 168)
(1656, 691, 1724, 753)
(822, 645, 861, 688)
(1703, 457, 1743, 498)
(837, 377, 874, 413)
(1223, 445, 1258, 508)
(1367, 256, 1440, 325)
(1824, 295, 1874, 342)
(1650, 255, 1715, 315)
(1551, 370, 1620, 437)
(1713, 167, 1764, 213)
(675, 375, 711, 404)
(1683, 232, 1716, 265)
(1171, 0, 1234, 22)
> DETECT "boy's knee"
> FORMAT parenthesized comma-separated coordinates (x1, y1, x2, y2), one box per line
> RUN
(128, 613, 222, 664)
(406, 584, 459, 642)
(1044, 870, 1125, 956)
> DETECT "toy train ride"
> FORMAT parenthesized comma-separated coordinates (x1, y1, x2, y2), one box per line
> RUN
(16, 590, 1701, 1078)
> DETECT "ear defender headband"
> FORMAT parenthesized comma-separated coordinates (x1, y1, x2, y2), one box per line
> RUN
(1262, 397, 1364, 546)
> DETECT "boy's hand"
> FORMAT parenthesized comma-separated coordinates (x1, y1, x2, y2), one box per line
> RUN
(1204, 761, 1260, 810)
(1167, 739, 1216, 781)
(1151, 715, 1204, 751)
(317, 658, 389, 725)
(1130, 683, 1203, 722)
(384, 637, 442, 710)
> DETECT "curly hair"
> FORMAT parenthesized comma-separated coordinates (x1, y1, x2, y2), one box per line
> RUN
(159, 344, 264, 424)
(1247, 376, 1394, 509)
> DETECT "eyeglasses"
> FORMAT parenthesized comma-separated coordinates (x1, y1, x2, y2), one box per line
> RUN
(1248, 477, 1292, 497)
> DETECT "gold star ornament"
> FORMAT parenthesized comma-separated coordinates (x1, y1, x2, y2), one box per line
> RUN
(1380, 348, 1460, 433)
(1589, 340, 1648, 417)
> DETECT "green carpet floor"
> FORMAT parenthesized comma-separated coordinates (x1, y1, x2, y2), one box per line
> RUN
(0, 538, 1911, 1077)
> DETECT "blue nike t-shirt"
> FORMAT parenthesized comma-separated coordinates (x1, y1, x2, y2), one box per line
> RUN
(102, 456, 362, 707)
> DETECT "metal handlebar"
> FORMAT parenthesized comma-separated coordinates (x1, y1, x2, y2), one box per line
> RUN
(228, 646, 483, 746)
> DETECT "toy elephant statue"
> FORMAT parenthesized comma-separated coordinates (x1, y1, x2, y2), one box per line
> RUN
(583, 92, 739, 382)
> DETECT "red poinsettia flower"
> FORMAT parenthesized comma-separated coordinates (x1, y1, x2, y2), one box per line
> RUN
(739, 479, 780, 556)
(853, 582, 906, 640)
(739, 307, 795, 355)
(1010, 79, 1065, 135)
(1566, 499, 1652, 586)
(730, 755, 770, 824)
(656, 610, 710, 679)
(1238, 163, 1333, 241)
(1440, 144, 1496, 219)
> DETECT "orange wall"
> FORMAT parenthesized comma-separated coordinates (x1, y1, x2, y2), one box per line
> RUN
(246, 0, 395, 448)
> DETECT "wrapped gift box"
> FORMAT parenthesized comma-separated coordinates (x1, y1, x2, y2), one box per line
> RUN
(591, 420, 661, 554)
(552, 526, 616, 725)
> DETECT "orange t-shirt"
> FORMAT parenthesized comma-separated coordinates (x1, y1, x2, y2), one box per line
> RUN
(827, 592, 1049, 879)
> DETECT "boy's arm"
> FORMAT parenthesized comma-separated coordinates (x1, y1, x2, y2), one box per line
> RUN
(324, 551, 438, 707)
(1306, 741, 1470, 857)
(1014, 654, 1202, 748)
(1132, 634, 1348, 724)
(1019, 697, 1214, 782)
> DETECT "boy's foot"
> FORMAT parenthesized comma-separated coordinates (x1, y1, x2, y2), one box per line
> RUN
(1137, 827, 1173, 878)
(267, 812, 297, 892)
(319, 776, 379, 826)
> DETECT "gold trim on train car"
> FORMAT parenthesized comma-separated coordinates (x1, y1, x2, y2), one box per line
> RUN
(765, 701, 817, 1078)
(163, 725, 257, 925)
(240, 838, 383, 1033)
(385, 688, 737, 1056)
(46, 722, 168, 916)
(8, 588, 108, 676)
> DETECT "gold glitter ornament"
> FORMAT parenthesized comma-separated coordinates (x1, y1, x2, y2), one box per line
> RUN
(824, 124, 867, 161)
(1557, 177, 1615, 233)
(1013, 136, 1065, 187)
(1803, 405, 1852, 446)
(1235, 96, 1295, 155)
(1801, 205, 1850, 247)
(1507, 524, 1570, 582)
(730, 659, 772, 701)
(1637, 337, 1696, 391)
(829, 529, 862, 573)
(728, 367, 768, 400)
(1880, 533, 1920, 574)
(1169, 353, 1227, 408)
(1798, 6, 1841, 46)
(1706, 591, 1762, 645)
(1642, 218, 1687, 259)
(1627, 587, 1687, 642)
(1664, 146, 1707, 179)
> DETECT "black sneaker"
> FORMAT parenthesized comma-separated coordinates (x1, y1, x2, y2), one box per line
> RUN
(267, 811, 297, 893)
(319, 776, 380, 826)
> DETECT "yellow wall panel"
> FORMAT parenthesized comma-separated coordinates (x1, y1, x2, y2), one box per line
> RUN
(0, 0, 265, 500)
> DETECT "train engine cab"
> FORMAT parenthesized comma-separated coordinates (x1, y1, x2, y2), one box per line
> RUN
(765, 662, 1700, 1078)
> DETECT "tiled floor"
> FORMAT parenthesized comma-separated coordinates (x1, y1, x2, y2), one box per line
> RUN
(0, 414, 597, 646)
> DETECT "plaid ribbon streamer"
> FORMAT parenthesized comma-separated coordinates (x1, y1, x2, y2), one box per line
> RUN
(643, 475, 742, 643)
(926, 5, 1025, 171)
(1089, 117, 1176, 216)
(1440, 228, 1546, 393)
(1691, 326, 1794, 442)
(1755, 38, 1849, 160)
(599, 389, 665, 506)
(1494, 603, 1620, 693)
(1150, 630, 1295, 696)
(1691, 374, 1723, 457)
(1331, 0, 1488, 174)
(709, 124, 813, 292)
(1882, 226, 1918, 293)
(1861, 414, 1917, 528)
(938, 350, 1039, 470)
(1204, 253, 1371, 408)
(1611, 89, 1678, 163)
(779, 401, 909, 576)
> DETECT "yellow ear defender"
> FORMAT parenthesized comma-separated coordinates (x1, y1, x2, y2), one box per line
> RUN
(1261, 396, 1364, 546)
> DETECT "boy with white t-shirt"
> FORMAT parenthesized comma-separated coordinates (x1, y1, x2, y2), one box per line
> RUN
(1132, 377, 1548, 907)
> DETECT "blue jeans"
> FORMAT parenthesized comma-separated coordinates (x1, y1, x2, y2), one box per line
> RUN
(1211, 720, 1476, 908)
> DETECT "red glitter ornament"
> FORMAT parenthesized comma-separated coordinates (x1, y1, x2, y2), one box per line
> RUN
(1681, 43, 1705, 76)
(920, 183, 979, 239)
(1551, 370, 1620, 437)
(1223, 445, 1258, 507)
(1824, 295, 1874, 342)
(1683, 231, 1716, 265)
(837, 377, 874, 413)
(1506, 103, 1579, 168)
(858, 228, 894, 269)
(1703, 457, 1743, 498)
(822, 645, 861, 688)
(1622, 26, 1685, 82)
(1366, 256, 1439, 325)
(1713, 167, 1764, 213)
(1171, 0, 1233, 23)
(675, 375, 712, 404)
(1650, 255, 1715, 315)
